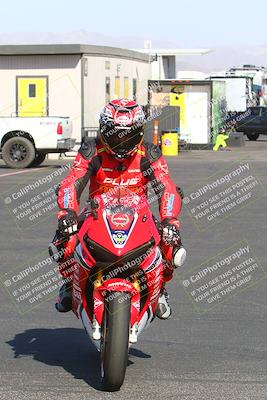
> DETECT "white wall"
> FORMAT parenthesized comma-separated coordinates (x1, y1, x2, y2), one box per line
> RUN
(0, 53, 150, 143)
(83, 55, 151, 129)
(184, 86, 211, 144)
(151, 56, 176, 79)
(0, 54, 82, 141)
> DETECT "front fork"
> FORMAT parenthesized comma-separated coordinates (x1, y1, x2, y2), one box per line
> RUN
(92, 278, 141, 344)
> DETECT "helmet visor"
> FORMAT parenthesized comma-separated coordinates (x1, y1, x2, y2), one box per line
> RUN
(103, 126, 143, 156)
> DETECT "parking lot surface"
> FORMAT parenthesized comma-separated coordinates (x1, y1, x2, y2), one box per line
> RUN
(0, 139, 267, 400)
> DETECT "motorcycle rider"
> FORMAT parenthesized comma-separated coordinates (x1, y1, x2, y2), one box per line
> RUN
(52, 98, 186, 318)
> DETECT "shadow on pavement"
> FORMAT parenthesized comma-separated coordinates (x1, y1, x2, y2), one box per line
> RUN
(6, 328, 151, 391)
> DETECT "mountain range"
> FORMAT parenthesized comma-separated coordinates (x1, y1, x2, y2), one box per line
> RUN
(0, 31, 266, 72)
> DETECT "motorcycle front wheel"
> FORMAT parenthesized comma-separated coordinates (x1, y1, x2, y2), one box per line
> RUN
(101, 291, 131, 392)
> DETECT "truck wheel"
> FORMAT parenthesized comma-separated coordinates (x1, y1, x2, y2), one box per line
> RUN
(247, 133, 259, 141)
(30, 153, 47, 167)
(2, 137, 36, 168)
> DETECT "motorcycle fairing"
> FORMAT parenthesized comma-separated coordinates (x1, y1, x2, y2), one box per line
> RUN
(103, 209, 138, 249)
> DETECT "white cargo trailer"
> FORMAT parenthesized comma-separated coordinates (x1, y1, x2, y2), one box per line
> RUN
(208, 76, 254, 112)
(148, 79, 226, 146)
(228, 65, 267, 105)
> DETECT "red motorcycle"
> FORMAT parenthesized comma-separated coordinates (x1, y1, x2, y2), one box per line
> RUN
(70, 187, 164, 391)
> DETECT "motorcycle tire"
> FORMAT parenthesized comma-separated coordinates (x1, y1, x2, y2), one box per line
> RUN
(101, 291, 131, 392)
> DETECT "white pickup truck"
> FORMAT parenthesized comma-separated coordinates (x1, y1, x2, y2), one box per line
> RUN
(0, 116, 75, 168)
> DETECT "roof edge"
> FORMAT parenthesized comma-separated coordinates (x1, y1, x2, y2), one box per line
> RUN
(0, 44, 150, 62)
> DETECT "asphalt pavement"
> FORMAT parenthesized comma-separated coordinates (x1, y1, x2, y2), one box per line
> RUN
(0, 139, 267, 400)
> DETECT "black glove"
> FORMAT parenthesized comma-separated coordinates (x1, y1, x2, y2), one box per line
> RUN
(58, 210, 78, 236)
(162, 218, 181, 246)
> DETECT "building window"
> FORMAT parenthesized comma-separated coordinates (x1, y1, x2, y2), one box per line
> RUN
(115, 76, 120, 98)
(124, 77, 129, 98)
(28, 84, 36, 98)
(133, 78, 137, 100)
(105, 77, 111, 104)
(105, 60, 111, 70)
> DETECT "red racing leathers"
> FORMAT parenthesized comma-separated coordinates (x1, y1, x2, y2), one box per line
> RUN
(57, 137, 182, 281)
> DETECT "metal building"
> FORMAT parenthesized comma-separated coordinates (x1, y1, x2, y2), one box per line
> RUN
(0, 44, 151, 142)
(134, 47, 212, 80)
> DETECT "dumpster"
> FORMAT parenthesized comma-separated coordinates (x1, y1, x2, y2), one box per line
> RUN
(228, 132, 245, 147)
(161, 131, 179, 156)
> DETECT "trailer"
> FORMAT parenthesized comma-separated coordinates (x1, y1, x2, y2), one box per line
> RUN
(208, 75, 254, 112)
(227, 65, 267, 106)
(147, 79, 226, 146)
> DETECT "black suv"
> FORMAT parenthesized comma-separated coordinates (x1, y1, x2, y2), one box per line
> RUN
(232, 106, 267, 141)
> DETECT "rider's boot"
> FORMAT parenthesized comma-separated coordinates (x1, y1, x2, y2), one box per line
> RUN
(157, 242, 187, 320)
(157, 286, 172, 319)
(49, 232, 77, 313)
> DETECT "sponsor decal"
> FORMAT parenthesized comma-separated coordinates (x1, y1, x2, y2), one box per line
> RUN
(133, 107, 145, 122)
(94, 298, 103, 309)
(119, 99, 130, 107)
(150, 268, 162, 301)
(163, 192, 175, 217)
(144, 248, 162, 273)
(158, 161, 168, 174)
(115, 110, 133, 126)
(107, 281, 133, 290)
(74, 158, 82, 168)
(112, 231, 127, 246)
(128, 169, 140, 173)
(63, 188, 70, 208)
(73, 287, 82, 301)
(167, 194, 175, 216)
(164, 138, 172, 146)
(63, 188, 74, 208)
(111, 213, 130, 227)
(103, 210, 138, 248)
(151, 286, 161, 301)
(103, 177, 140, 186)
(104, 104, 113, 118)
(133, 300, 140, 311)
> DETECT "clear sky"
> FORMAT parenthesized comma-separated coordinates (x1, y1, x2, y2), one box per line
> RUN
(2, 0, 267, 47)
